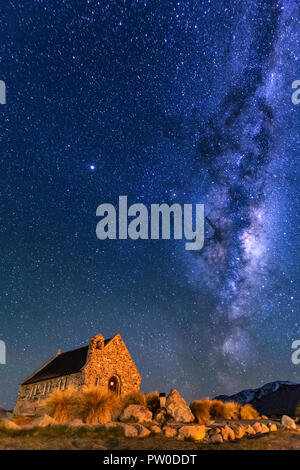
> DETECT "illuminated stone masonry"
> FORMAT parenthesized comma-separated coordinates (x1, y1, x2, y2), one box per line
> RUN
(14, 334, 141, 415)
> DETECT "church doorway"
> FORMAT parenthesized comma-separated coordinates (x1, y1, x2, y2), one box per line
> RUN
(108, 375, 120, 395)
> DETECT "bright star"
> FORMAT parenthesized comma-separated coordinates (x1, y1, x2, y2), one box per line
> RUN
(89, 164, 95, 170)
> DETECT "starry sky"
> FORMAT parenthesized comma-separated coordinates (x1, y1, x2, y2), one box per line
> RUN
(0, 0, 299, 409)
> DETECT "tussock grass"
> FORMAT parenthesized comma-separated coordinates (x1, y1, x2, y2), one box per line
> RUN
(77, 387, 120, 424)
(122, 391, 160, 413)
(212, 400, 240, 419)
(42, 387, 76, 424)
(41, 386, 120, 425)
(190, 400, 211, 424)
(145, 391, 160, 414)
(240, 403, 260, 420)
(190, 399, 259, 421)
(122, 392, 146, 409)
(209, 400, 227, 418)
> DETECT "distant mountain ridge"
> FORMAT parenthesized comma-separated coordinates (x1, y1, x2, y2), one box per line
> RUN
(215, 381, 300, 416)
(215, 381, 296, 404)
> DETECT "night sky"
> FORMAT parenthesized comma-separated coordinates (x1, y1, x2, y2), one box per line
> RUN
(0, 0, 299, 409)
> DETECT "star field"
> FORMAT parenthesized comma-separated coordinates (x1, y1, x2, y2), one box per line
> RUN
(0, 0, 299, 408)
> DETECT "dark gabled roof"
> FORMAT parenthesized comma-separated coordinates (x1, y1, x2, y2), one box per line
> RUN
(22, 337, 113, 385)
(22, 346, 89, 385)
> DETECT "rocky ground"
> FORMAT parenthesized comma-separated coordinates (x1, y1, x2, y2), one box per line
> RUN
(0, 428, 299, 450)
(1, 389, 299, 450)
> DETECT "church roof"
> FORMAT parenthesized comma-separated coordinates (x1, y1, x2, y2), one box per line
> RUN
(22, 339, 112, 385)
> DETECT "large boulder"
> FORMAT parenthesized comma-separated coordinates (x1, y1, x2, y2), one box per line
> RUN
(166, 389, 194, 423)
(121, 405, 152, 424)
(281, 415, 296, 430)
(178, 424, 206, 441)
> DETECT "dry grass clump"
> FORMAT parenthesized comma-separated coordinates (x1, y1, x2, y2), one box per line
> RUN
(41, 386, 121, 424)
(240, 403, 260, 420)
(77, 387, 120, 424)
(145, 391, 160, 414)
(218, 401, 240, 419)
(122, 392, 147, 409)
(206, 399, 240, 419)
(122, 391, 160, 413)
(190, 400, 211, 424)
(209, 399, 226, 418)
(190, 398, 259, 422)
(42, 387, 76, 424)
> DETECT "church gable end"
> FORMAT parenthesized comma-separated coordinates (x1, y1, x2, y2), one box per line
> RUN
(83, 334, 141, 395)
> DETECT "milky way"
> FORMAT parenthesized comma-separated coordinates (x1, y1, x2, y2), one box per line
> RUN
(198, 3, 292, 362)
(183, 0, 300, 387)
(0, 0, 299, 407)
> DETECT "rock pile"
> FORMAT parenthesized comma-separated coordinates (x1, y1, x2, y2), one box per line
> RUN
(1, 389, 292, 444)
(100, 390, 282, 442)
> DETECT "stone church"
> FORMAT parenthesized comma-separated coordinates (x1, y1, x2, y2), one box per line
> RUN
(14, 334, 141, 415)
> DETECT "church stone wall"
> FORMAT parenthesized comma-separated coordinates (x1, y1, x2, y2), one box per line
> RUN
(84, 334, 141, 395)
(14, 372, 83, 415)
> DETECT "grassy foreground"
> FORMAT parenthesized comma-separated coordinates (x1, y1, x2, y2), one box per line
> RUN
(0, 426, 299, 450)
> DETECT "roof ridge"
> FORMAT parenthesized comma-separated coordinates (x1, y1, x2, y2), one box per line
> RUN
(59, 345, 88, 355)
(22, 346, 89, 385)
